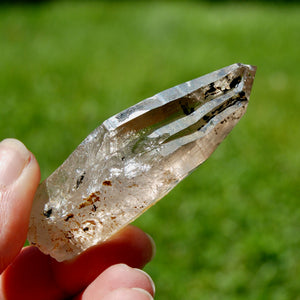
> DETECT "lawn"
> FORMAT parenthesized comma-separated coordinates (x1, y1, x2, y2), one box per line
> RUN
(0, 1, 299, 299)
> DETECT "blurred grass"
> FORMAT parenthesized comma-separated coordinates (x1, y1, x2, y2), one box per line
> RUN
(0, 1, 299, 299)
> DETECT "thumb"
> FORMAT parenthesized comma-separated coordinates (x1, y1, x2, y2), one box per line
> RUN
(0, 139, 40, 273)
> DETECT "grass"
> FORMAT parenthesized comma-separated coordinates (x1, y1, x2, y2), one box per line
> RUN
(0, 1, 299, 299)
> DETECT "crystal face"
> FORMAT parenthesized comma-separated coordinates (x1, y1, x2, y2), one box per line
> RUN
(27, 63, 256, 261)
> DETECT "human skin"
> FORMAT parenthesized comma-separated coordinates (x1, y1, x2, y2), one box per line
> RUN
(0, 139, 155, 300)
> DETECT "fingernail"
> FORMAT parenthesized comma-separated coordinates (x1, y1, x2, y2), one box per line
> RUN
(0, 139, 31, 188)
(134, 268, 156, 296)
(132, 288, 154, 300)
(146, 233, 156, 261)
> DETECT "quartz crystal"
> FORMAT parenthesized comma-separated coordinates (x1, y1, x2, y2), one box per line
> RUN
(28, 63, 256, 261)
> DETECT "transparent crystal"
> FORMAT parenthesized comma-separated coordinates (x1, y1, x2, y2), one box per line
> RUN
(28, 63, 256, 261)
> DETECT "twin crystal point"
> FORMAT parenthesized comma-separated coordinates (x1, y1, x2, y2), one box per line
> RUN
(28, 63, 256, 261)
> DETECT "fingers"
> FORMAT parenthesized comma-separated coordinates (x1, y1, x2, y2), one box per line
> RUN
(0, 138, 156, 299)
(76, 264, 155, 300)
(101, 288, 153, 300)
(0, 247, 66, 300)
(52, 225, 155, 295)
(0, 226, 155, 299)
(0, 139, 40, 273)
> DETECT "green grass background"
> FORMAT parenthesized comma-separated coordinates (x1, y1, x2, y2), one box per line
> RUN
(0, 1, 299, 299)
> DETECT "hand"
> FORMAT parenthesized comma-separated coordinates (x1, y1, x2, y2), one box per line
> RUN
(0, 139, 155, 300)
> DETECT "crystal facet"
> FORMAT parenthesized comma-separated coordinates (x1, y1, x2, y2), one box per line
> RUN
(28, 63, 256, 261)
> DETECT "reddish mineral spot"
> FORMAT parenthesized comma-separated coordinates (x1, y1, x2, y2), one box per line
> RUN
(103, 180, 112, 186)
(78, 191, 101, 209)
(64, 214, 74, 221)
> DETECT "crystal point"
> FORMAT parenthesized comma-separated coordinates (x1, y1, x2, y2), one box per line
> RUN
(28, 63, 256, 261)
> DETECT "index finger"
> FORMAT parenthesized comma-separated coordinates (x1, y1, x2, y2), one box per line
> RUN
(1, 225, 155, 300)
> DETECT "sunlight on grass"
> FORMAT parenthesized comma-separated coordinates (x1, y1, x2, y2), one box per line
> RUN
(0, 2, 299, 299)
